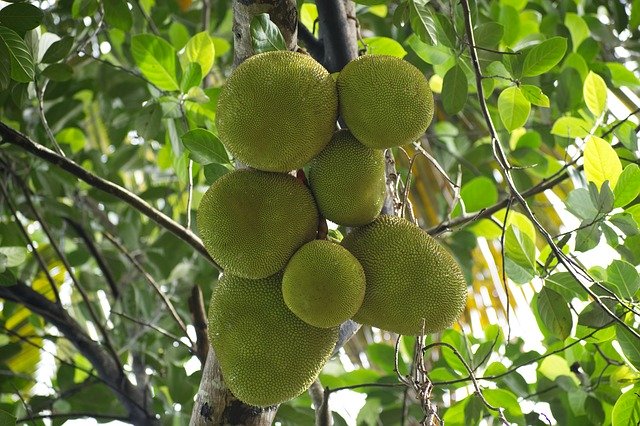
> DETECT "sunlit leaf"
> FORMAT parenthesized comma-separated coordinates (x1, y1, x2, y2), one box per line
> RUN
(584, 136, 623, 189)
(185, 31, 215, 76)
(583, 71, 607, 117)
(614, 164, 640, 208)
(521, 37, 567, 77)
(131, 34, 180, 91)
(498, 86, 530, 131)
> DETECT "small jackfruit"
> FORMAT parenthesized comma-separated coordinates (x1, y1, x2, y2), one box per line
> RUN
(208, 273, 339, 406)
(196, 169, 318, 279)
(282, 240, 366, 328)
(341, 215, 466, 335)
(308, 130, 385, 226)
(216, 51, 338, 172)
(337, 55, 434, 149)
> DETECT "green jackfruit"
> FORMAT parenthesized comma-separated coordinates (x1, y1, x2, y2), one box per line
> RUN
(208, 273, 339, 406)
(341, 215, 466, 335)
(308, 130, 385, 226)
(196, 169, 318, 279)
(282, 240, 366, 328)
(337, 55, 434, 149)
(216, 51, 338, 172)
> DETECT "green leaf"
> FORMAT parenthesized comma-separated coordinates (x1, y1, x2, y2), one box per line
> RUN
(0, 247, 26, 267)
(606, 62, 640, 88)
(360, 36, 406, 58)
(546, 272, 587, 301)
(460, 176, 498, 212)
(588, 181, 614, 217)
(250, 13, 286, 54)
(566, 188, 599, 221)
(521, 37, 567, 77)
(0, 408, 16, 426)
(409, 0, 437, 45)
(565, 13, 589, 52)
(520, 85, 549, 107)
(367, 343, 404, 373)
(617, 324, 640, 371)
(442, 63, 467, 115)
(606, 260, 640, 299)
(498, 86, 530, 131)
(56, 127, 87, 153)
(180, 62, 202, 92)
(614, 164, 640, 208)
(41, 36, 73, 63)
(499, 5, 520, 47)
(537, 286, 573, 340)
(185, 31, 215, 76)
(0, 2, 43, 34)
(504, 225, 536, 284)
(482, 388, 525, 425)
(550, 116, 591, 139)
(0, 26, 34, 82)
(181, 129, 229, 165)
(103, 0, 132, 32)
(203, 163, 232, 184)
(41, 63, 73, 81)
(610, 213, 639, 236)
(0, 269, 15, 286)
(474, 22, 504, 48)
(612, 385, 640, 426)
(632, 0, 640, 29)
(131, 34, 179, 91)
(0, 39, 10, 90)
(584, 136, 623, 190)
(583, 71, 607, 117)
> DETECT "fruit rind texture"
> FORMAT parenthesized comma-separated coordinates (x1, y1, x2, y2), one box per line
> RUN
(208, 273, 339, 407)
(337, 55, 434, 149)
(196, 169, 319, 279)
(309, 130, 385, 226)
(282, 240, 366, 328)
(341, 215, 467, 335)
(216, 50, 338, 172)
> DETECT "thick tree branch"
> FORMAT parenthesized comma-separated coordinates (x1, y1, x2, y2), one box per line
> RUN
(188, 285, 210, 363)
(0, 282, 157, 424)
(297, 21, 324, 61)
(315, 0, 358, 72)
(0, 121, 218, 269)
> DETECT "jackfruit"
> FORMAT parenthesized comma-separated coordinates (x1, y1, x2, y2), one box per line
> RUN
(216, 50, 338, 172)
(308, 130, 385, 226)
(282, 240, 366, 328)
(341, 215, 466, 335)
(208, 273, 339, 406)
(337, 55, 434, 149)
(196, 169, 318, 279)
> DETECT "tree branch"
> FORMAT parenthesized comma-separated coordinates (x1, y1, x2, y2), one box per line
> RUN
(297, 21, 324, 61)
(0, 121, 218, 269)
(188, 284, 210, 364)
(315, 0, 358, 72)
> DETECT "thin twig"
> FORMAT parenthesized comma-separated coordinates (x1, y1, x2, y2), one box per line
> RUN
(111, 310, 191, 351)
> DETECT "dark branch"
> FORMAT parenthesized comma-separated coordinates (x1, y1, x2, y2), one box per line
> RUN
(0, 121, 218, 270)
(297, 21, 324, 61)
(315, 0, 358, 72)
(188, 285, 210, 363)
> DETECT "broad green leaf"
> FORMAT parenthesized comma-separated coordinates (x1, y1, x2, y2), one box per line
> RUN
(367, 343, 406, 374)
(617, 324, 640, 371)
(499, 5, 519, 47)
(474, 22, 504, 48)
(0, 247, 26, 267)
(0, 409, 15, 426)
(0, 26, 34, 82)
(181, 129, 229, 165)
(131, 34, 180, 91)
(41, 36, 73, 63)
(498, 86, 530, 131)
(521, 37, 567, 77)
(538, 354, 579, 384)
(0, 269, 15, 286)
(409, 0, 437, 45)
(504, 225, 536, 284)
(610, 213, 639, 236)
(56, 127, 87, 153)
(442, 63, 467, 114)
(407, 34, 451, 65)
(606, 62, 640, 88)
(460, 176, 498, 212)
(546, 272, 587, 301)
(583, 71, 607, 117)
(168, 21, 190, 50)
(632, 0, 640, 29)
(565, 13, 589, 51)
(612, 385, 640, 426)
(250, 13, 286, 53)
(520, 85, 549, 107)
(203, 163, 232, 184)
(103, 0, 132, 32)
(566, 188, 599, 221)
(180, 62, 202, 92)
(584, 136, 622, 189)
(0, 2, 43, 33)
(614, 164, 640, 208)
(607, 260, 640, 299)
(42, 63, 73, 81)
(537, 286, 572, 340)
(588, 181, 614, 217)
(482, 388, 525, 425)
(550, 116, 591, 139)
(0, 39, 9, 90)
(185, 32, 215, 76)
(360, 36, 406, 58)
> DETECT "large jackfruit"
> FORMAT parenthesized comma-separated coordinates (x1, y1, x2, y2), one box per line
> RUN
(282, 240, 366, 328)
(341, 215, 466, 335)
(337, 55, 434, 149)
(208, 273, 339, 406)
(308, 130, 385, 226)
(196, 169, 318, 279)
(216, 51, 338, 172)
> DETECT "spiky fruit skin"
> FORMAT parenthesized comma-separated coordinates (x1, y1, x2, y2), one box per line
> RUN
(337, 55, 434, 149)
(216, 51, 338, 172)
(196, 169, 318, 279)
(341, 215, 466, 335)
(282, 240, 366, 328)
(308, 130, 385, 226)
(208, 273, 339, 407)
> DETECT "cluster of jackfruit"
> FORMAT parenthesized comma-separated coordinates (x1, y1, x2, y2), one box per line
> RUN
(197, 51, 467, 407)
